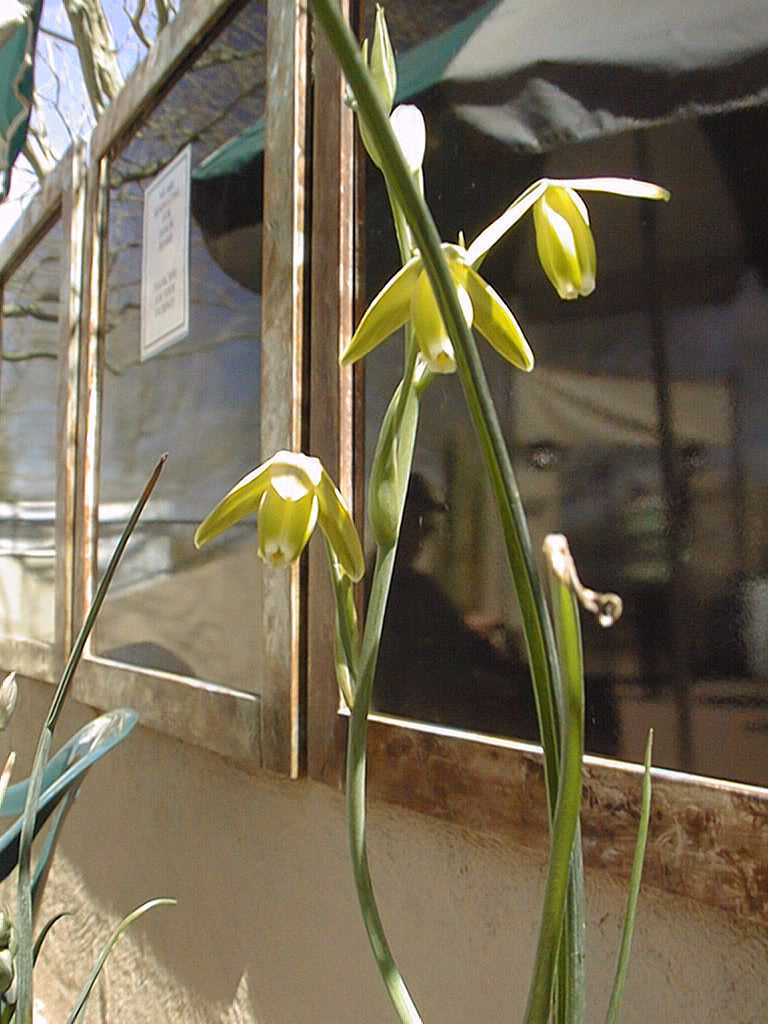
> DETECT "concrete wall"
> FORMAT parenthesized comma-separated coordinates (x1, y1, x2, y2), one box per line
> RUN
(1, 677, 766, 1023)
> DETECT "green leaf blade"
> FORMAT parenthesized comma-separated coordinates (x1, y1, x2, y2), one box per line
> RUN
(605, 730, 654, 1024)
(66, 898, 175, 1024)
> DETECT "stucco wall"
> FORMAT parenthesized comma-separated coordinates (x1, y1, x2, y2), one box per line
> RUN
(1, 677, 766, 1023)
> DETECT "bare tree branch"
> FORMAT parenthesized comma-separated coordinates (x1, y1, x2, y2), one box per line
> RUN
(154, 0, 171, 34)
(2, 304, 59, 324)
(194, 45, 265, 71)
(38, 33, 88, 145)
(2, 350, 58, 361)
(22, 122, 56, 182)
(123, 0, 151, 49)
(39, 26, 77, 46)
(62, 0, 125, 115)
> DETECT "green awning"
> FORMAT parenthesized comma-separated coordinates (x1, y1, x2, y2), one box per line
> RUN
(0, 0, 42, 202)
(391, 0, 496, 105)
(193, 119, 266, 183)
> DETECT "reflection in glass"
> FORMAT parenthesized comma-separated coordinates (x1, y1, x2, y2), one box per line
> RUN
(363, 4, 768, 785)
(95, 1, 267, 689)
(0, 219, 64, 645)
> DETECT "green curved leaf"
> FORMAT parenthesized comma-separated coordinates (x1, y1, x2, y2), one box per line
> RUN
(33, 911, 71, 966)
(605, 731, 654, 1024)
(66, 898, 175, 1024)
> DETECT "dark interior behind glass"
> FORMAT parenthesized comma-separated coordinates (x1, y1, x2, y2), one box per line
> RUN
(362, 2, 768, 785)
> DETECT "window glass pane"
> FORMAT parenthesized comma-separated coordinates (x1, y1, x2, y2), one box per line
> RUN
(0, 218, 64, 646)
(95, 0, 266, 689)
(362, 3, 768, 785)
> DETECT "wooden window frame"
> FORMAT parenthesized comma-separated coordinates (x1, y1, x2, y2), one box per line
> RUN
(0, 146, 85, 688)
(306, 3, 768, 927)
(70, 0, 308, 774)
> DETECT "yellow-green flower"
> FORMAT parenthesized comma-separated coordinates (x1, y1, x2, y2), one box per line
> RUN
(194, 451, 364, 580)
(533, 186, 597, 300)
(464, 177, 670, 298)
(341, 242, 534, 375)
(466, 177, 670, 266)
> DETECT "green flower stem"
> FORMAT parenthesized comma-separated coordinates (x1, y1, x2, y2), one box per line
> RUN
(342, 360, 421, 1020)
(325, 545, 359, 710)
(311, 3, 573, 1019)
(337, 112, 424, 1016)
(347, 543, 423, 1023)
(310, 0, 562, 819)
(527, 555, 586, 1024)
(386, 177, 416, 264)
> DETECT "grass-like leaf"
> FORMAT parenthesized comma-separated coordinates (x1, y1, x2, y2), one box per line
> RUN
(523, 538, 586, 1024)
(604, 730, 654, 1024)
(33, 911, 71, 966)
(15, 455, 167, 1024)
(66, 898, 176, 1024)
(0, 754, 15, 814)
(555, 835, 586, 1024)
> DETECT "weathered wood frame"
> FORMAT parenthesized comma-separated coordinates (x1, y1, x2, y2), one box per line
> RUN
(0, 145, 85, 688)
(70, 0, 308, 773)
(306, 2, 768, 926)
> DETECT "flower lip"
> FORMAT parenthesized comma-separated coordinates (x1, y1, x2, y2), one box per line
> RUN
(271, 450, 323, 487)
(271, 471, 313, 502)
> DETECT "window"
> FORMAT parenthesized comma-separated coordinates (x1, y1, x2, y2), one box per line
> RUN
(71, 0, 307, 773)
(0, 150, 83, 684)
(307, 0, 768, 927)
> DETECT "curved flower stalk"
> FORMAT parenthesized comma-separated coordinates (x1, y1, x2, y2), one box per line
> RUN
(342, 242, 534, 375)
(194, 451, 364, 581)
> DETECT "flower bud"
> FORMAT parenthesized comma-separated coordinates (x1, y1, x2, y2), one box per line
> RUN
(368, 384, 419, 548)
(358, 8, 400, 169)
(390, 105, 425, 173)
(369, 5, 396, 114)
(533, 186, 597, 300)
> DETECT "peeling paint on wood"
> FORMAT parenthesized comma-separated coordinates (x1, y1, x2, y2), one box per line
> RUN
(306, 0, 356, 787)
(363, 714, 768, 926)
(261, 0, 309, 778)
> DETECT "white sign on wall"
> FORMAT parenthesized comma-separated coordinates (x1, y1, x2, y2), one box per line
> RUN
(141, 145, 191, 361)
